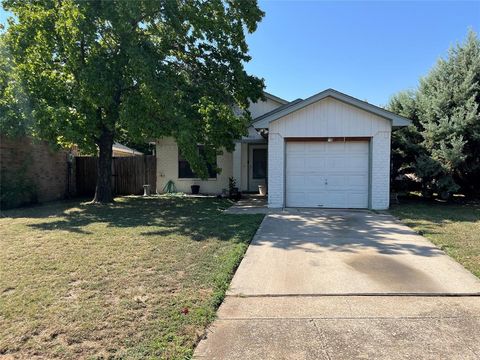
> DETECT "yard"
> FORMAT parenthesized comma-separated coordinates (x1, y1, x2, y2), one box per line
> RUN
(0, 196, 263, 359)
(390, 196, 480, 279)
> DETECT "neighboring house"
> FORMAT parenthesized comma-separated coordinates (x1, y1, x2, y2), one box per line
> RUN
(112, 143, 143, 157)
(156, 89, 411, 210)
(72, 142, 143, 157)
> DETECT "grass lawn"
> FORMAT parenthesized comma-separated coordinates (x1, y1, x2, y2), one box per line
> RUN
(390, 196, 480, 279)
(0, 196, 263, 359)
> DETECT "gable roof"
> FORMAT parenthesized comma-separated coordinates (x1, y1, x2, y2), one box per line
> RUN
(252, 88, 411, 128)
(252, 98, 303, 122)
(263, 91, 288, 105)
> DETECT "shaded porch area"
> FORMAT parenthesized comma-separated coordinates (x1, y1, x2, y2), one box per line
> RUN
(232, 136, 267, 194)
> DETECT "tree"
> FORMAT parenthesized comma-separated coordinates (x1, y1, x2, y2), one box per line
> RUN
(388, 90, 422, 192)
(389, 30, 480, 198)
(0, 32, 31, 137)
(417, 30, 480, 196)
(2, 0, 265, 203)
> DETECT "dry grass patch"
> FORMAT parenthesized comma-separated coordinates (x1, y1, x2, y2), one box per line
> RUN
(0, 196, 263, 359)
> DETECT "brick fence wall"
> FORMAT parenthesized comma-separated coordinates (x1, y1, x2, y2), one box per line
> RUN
(0, 135, 75, 205)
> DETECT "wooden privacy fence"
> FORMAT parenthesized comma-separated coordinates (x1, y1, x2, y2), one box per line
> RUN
(76, 155, 156, 196)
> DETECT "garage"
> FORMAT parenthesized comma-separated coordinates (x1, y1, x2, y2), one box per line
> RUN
(285, 140, 369, 208)
(250, 89, 411, 210)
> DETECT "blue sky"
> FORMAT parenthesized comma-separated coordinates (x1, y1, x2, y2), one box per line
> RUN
(1, 1, 479, 106)
(246, 1, 479, 105)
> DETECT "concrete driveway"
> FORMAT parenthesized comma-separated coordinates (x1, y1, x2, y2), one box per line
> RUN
(229, 209, 480, 295)
(195, 209, 480, 359)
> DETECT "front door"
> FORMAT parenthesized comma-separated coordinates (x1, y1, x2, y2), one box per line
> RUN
(248, 144, 268, 192)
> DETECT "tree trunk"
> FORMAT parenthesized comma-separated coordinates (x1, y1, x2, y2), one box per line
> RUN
(93, 128, 114, 203)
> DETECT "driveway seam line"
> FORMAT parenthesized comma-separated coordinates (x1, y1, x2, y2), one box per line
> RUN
(216, 316, 480, 321)
(227, 293, 480, 297)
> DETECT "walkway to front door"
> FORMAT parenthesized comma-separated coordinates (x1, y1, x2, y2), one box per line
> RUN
(224, 195, 268, 214)
(194, 209, 480, 359)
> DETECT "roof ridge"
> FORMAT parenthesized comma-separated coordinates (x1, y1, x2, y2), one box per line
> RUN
(252, 88, 411, 128)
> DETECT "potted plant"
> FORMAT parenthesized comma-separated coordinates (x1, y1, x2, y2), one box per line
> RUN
(191, 184, 200, 194)
(228, 177, 241, 201)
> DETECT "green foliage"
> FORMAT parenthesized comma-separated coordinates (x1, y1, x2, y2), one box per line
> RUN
(162, 179, 177, 194)
(389, 90, 423, 192)
(228, 176, 237, 192)
(0, 34, 31, 137)
(1, 0, 265, 183)
(389, 30, 480, 197)
(0, 162, 38, 209)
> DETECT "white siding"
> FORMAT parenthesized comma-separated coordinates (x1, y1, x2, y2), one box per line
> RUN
(269, 97, 390, 136)
(248, 97, 284, 119)
(244, 126, 264, 141)
(268, 97, 392, 210)
(156, 137, 232, 194)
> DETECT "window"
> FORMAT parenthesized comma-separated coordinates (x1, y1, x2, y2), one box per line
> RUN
(178, 146, 217, 179)
(252, 148, 267, 179)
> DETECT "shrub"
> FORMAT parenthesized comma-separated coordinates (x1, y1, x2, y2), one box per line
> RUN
(0, 164, 38, 209)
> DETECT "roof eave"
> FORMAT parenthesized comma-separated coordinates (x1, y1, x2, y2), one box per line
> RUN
(392, 117, 412, 127)
(253, 89, 412, 128)
(263, 91, 288, 105)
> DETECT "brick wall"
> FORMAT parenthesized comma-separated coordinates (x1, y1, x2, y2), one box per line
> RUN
(0, 135, 74, 205)
(267, 132, 285, 208)
(370, 131, 391, 210)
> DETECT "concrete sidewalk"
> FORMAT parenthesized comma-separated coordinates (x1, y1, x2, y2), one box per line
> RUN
(223, 195, 270, 214)
(194, 210, 480, 359)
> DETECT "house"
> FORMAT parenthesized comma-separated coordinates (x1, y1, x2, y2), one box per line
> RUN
(156, 89, 411, 210)
(72, 142, 143, 157)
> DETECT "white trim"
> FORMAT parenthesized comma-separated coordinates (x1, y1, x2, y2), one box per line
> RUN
(253, 89, 412, 128)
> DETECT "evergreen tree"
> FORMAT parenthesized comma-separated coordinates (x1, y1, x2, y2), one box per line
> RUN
(389, 90, 422, 192)
(389, 30, 480, 198)
(418, 30, 480, 196)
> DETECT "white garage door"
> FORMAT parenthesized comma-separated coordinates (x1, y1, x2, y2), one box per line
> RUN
(286, 141, 369, 208)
